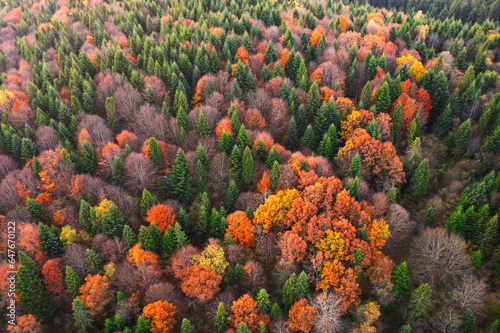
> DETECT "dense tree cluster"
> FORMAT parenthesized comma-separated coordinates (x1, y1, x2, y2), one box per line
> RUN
(1, 0, 500, 331)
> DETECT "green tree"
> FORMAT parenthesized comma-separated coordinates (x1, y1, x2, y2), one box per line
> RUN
(196, 111, 210, 137)
(270, 161, 281, 190)
(214, 302, 230, 333)
(270, 303, 283, 320)
(80, 140, 97, 174)
(410, 159, 429, 201)
(241, 146, 254, 189)
(236, 322, 252, 333)
(463, 310, 476, 333)
(112, 156, 125, 186)
(140, 189, 156, 216)
(168, 148, 194, 204)
(306, 80, 321, 116)
(392, 262, 410, 303)
(73, 298, 95, 333)
(102, 206, 127, 237)
(264, 40, 278, 64)
(135, 316, 151, 333)
(374, 81, 391, 114)
(256, 289, 272, 314)
(197, 204, 211, 240)
(408, 283, 432, 322)
(86, 248, 103, 272)
(285, 117, 299, 150)
(180, 318, 197, 333)
(26, 197, 44, 221)
(17, 251, 53, 318)
(148, 137, 163, 169)
(39, 223, 62, 256)
(65, 266, 81, 298)
(265, 146, 281, 169)
(349, 154, 362, 178)
(447, 119, 472, 156)
(224, 180, 239, 211)
(301, 124, 316, 150)
(20, 137, 38, 163)
(122, 225, 137, 248)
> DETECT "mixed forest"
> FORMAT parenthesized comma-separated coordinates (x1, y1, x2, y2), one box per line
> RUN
(1, 0, 500, 331)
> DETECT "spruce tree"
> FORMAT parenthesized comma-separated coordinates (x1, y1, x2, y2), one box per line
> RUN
(367, 119, 381, 140)
(26, 197, 44, 221)
(163, 226, 176, 258)
(463, 310, 476, 332)
(270, 161, 281, 190)
(148, 137, 163, 169)
(176, 107, 189, 131)
(105, 97, 118, 130)
(168, 148, 193, 205)
(210, 208, 226, 239)
(79, 199, 96, 233)
(270, 303, 283, 320)
(102, 206, 127, 237)
(39, 223, 63, 256)
(265, 146, 281, 169)
(73, 299, 95, 333)
(409, 159, 429, 201)
(214, 302, 229, 333)
(224, 180, 239, 211)
(285, 117, 298, 150)
(241, 146, 254, 189)
(81, 140, 97, 174)
(230, 145, 243, 182)
(449, 119, 472, 156)
(301, 124, 316, 150)
(255, 139, 267, 161)
(173, 222, 189, 248)
(306, 80, 321, 116)
(17, 251, 53, 319)
(178, 208, 193, 236)
(408, 283, 432, 322)
(122, 225, 137, 248)
(20, 137, 38, 163)
(392, 262, 409, 303)
(196, 112, 210, 137)
(65, 266, 81, 298)
(135, 316, 151, 333)
(237, 125, 252, 149)
(140, 189, 156, 216)
(374, 81, 391, 114)
(264, 40, 278, 64)
(256, 289, 272, 314)
(112, 156, 125, 186)
(237, 322, 252, 333)
(219, 132, 234, 155)
(180, 318, 197, 333)
(85, 248, 103, 272)
(390, 102, 403, 145)
(197, 204, 211, 240)
(349, 154, 362, 178)
(433, 104, 452, 138)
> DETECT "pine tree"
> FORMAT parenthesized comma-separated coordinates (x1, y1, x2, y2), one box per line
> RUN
(214, 302, 230, 333)
(80, 140, 97, 174)
(196, 112, 210, 137)
(148, 137, 163, 169)
(180, 318, 197, 333)
(197, 204, 211, 240)
(374, 82, 391, 114)
(230, 145, 243, 182)
(168, 148, 194, 205)
(17, 251, 53, 318)
(236, 322, 252, 333)
(270, 161, 281, 190)
(241, 146, 254, 189)
(135, 316, 151, 333)
(65, 266, 81, 298)
(122, 225, 137, 248)
(26, 197, 44, 221)
(463, 310, 476, 333)
(265, 146, 281, 169)
(176, 107, 189, 131)
(410, 159, 429, 201)
(224, 180, 239, 211)
(219, 131, 234, 155)
(408, 283, 432, 322)
(256, 289, 272, 314)
(285, 117, 299, 150)
(270, 303, 283, 320)
(390, 102, 403, 145)
(140, 189, 156, 216)
(306, 80, 321, 116)
(163, 226, 176, 258)
(73, 299, 95, 333)
(392, 262, 409, 303)
(264, 40, 278, 64)
(112, 156, 125, 186)
(86, 248, 103, 272)
(301, 124, 316, 150)
(449, 119, 472, 156)
(39, 223, 62, 256)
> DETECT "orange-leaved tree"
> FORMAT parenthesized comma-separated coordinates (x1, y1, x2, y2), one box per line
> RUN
(226, 211, 255, 249)
(142, 300, 176, 333)
(181, 263, 222, 302)
(146, 204, 176, 234)
(288, 299, 316, 333)
(229, 294, 260, 331)
(77, 274, 111, 316)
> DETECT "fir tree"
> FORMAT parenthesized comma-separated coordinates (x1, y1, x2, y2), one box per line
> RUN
(65, 266, 81, 298)
(81, 140, 97, 174)
(79, 199, 96, 233)
(176, 107, 189, 132)
(122, 225, 137, 248)
(102, 206, 127, 237)
(463, 310, 476, 333)
(180, 318, 197, 333)
(270, 160, 281, 190)
(73, 299, 95, 333)
(173, 222, 189, 248)
(20, 137, 38, 163)
(140, 189, 156, 216)
(433, 104, 452, 138)
(210, 208, 227, 239)
(39, 223, 62, 256)
(270, 303, 283, 320)
(163, 226, 176, 258)
(112, 156, 125, 186)
(197, 204, 211, 240)
(135, 316, 151, 333)
(367, 119, 381, 140)
(306, 80, 321, 116)
(236, 322, 252, 333)
(265, 146, 281, 169)
(148, 137, 163, 169)
(230, 145, 243, 182)
(410, 159, 430, 201)
(256, 289, 272, 314)
(26, 197, 44, 221)
(390, 102, 403, 145)
(301, 124, 316, 150)
(17, 251, 53, 319)
(285, 117, 299, 150)
(168, 149, 194, 205)
(214, 302, 230, 333)
(224, 180, 239, 211)
(392, 262, 410, 303)
(196, 111, 210, 137)
(264, 40, 278, 64)
(241, 146, 254, 189)
(219, 132, 234, 155)
(146, 85, 156, 105)
(408, 283, 432, 322)
(86, 248, 103, 272)
(374, 81, 391, 114)
(178, 208, 193, 236)
(237, 125, 252, 149)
